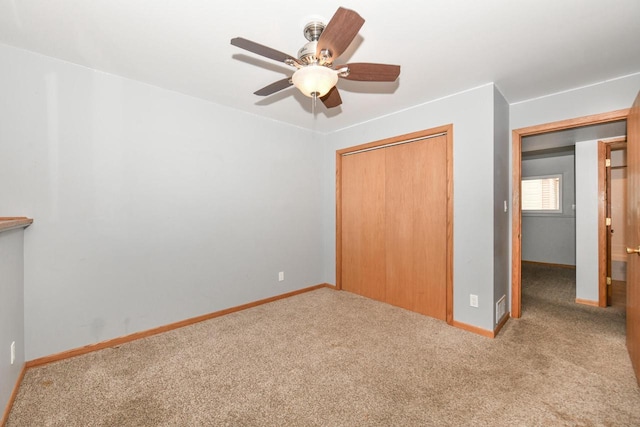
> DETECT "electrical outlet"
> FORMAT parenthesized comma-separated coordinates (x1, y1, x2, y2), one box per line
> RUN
(10, 341, 15, 365)
(470, 294, 479, 308)
(278, 271, 284, 282)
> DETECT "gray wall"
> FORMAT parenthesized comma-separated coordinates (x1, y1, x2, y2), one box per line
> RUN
(0, 43, 325, 360)
(575, 140, 599, 302)
(521, 153, 576, 266)
(510, 74, 640, 130)
(0, 228, 25, 414)
(493, 86, 510, 325)
(322, 84, 499, 332)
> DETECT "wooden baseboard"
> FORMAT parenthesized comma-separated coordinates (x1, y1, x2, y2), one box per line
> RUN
(493, 313, 510, 337)
(27, 283, 336, 368)
(452, 314, 511, 339)
(575, 298, 599, 307)
(522, 260, 576, 269)
(1, 363, 26, 427)
(452, 320, 495, 338)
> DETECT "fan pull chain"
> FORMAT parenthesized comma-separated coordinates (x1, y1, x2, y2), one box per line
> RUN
(312, 92, 317, 115)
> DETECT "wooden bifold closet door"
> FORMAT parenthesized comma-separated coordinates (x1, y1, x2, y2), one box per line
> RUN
(339, 132, 449, 321)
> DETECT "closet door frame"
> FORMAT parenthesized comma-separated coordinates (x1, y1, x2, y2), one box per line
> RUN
(336, 124, 454, 324)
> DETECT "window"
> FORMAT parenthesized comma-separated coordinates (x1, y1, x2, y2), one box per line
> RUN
(522, 174, 562, 213)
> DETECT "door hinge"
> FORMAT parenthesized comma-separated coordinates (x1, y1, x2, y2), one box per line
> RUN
(606, 277, 612, 285)
(605, 158, 611, 167)
(606, 217, 612, 226)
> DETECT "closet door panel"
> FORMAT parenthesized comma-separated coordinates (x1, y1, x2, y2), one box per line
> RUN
(341, 149, 386, 301)
(385, 136, 447, 319)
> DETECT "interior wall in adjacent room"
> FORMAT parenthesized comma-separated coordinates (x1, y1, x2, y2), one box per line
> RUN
(521, 153, 576, 266)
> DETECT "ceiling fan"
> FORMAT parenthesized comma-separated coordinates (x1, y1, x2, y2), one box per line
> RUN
(230, 7, 400, 109)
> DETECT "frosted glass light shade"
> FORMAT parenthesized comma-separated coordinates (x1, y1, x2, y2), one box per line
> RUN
(292, 65, 338, 98)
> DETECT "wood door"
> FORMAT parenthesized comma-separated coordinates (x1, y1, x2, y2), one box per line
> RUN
(385, 136, 447, 319)
(340, 133, 448, 321)
(341, 148, 386, 301)
(627, 91, 640, 385)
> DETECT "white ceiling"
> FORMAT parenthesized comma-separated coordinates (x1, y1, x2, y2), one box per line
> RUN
(1, 0, 639, 133)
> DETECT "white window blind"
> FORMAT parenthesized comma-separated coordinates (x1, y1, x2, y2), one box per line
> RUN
(522, 175, 561, 212)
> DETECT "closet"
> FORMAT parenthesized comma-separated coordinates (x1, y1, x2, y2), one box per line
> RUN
(337, 127, 453, 322)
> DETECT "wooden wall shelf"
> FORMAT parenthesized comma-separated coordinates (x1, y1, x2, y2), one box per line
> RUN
(0, 217, 33, 233)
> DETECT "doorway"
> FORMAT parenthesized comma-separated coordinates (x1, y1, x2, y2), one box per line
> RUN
(511, 110, 630, 318)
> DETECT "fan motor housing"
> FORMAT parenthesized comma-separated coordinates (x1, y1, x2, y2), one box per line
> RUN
(298, 41, 318, 65)
(298, 21, 329, 65)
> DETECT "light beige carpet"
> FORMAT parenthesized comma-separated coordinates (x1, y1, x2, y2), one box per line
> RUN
(7, 264, 640, 426)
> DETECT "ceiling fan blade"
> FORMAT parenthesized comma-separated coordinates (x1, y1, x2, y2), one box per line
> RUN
(316, 7, 364, 61)
(320, 86, 342, 109)
(254, 78, 293, 96)
(231, 37, 299, 65)
(338, 63, 401, 82)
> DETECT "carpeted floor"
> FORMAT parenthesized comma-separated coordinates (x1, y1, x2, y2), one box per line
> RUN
(7, 264, 640, 426)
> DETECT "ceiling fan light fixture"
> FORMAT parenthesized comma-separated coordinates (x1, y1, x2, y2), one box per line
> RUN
(231, 7, 399, 109)
(292, 65, 338, 98)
